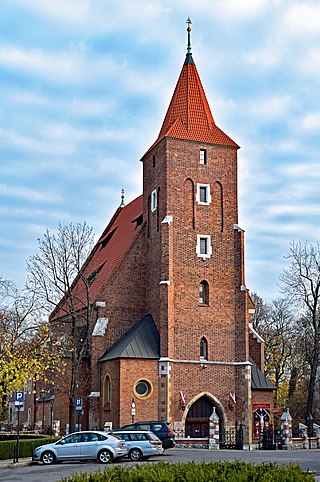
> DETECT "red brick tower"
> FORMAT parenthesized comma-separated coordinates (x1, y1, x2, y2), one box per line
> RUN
(141, 19, 252, 443)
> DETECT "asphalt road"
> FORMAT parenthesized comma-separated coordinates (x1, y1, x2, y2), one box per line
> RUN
(0, 448, 319, 482)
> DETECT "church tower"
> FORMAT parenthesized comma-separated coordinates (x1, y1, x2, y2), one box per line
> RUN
(141, 19, 252, 442)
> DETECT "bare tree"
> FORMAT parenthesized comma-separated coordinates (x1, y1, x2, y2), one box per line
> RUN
(27, 222, 95, 432)
(251, 294, 296, 406)
(280, 240, 320, 420)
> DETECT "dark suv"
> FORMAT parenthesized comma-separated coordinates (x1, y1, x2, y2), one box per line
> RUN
(120, 421, 175, 449)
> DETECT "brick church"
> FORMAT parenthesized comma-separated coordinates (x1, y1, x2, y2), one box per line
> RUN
(49, 21, 273, 446)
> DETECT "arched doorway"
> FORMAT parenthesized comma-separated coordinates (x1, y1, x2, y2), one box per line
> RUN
(185, 395, 223, 438)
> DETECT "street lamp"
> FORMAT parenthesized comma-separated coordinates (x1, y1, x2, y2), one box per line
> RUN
(40, 389, 46, 434)
(306, 413, 313, 449)
(49, 397, 54, 435)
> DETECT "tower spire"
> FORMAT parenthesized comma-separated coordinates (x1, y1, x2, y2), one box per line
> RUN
(120, 188, 125, 207)
(185, 17, 194, 65)
(186, 17, 192, 54)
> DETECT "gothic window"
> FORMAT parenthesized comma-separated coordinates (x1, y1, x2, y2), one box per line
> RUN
(199, 149, 207, 164)
(200, 337, 208, 359)
(103, 375, 111, 410)
(196, 183, 211, 205)
(196, 234, 212, 258)
(199, 280, 209, 305)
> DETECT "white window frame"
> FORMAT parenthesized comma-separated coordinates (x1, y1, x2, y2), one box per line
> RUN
(196, 183, 211, 205)
(196, 234, 212, 259)
(199, 149, 207, 164)
(151, 189, 157, 212)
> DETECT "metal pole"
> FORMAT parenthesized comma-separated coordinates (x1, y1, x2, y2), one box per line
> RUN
(15, 408, 20, 463)
(50, 401, 53, 436)
(42, 394, 45, 434)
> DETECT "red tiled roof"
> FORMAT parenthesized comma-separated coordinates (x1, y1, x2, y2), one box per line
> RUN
(50, 195, 143, 320)
(143, 54, 238, 157)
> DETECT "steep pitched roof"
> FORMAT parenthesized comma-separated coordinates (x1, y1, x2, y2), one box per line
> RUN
(250, 358, 275, 390)
(143, 52, 238, 158)
(99, 314, 160, 361)
(50, 195, 143, 320)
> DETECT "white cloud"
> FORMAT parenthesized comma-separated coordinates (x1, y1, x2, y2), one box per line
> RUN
(281, 2, 320, 39)
(0, 44, 119, 83)
(0, 183, 61, 203)
(299, 49, 320, 75)
(302, 112, 320, 130)
(244, 48, 283, 68)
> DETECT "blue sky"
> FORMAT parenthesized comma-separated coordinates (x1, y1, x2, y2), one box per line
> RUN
(0, 0, 319, 301)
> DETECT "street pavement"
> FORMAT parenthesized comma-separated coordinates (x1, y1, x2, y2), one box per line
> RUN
(0, 449, 319, 481)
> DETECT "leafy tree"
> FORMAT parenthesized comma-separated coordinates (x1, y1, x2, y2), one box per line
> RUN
(280, 240, 320, 420)
(0, 278, 63, 419)
(27, 222, 95, 432)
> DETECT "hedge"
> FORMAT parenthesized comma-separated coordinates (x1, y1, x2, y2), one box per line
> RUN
(60, 461, 315, 482)
(0, 436, 59, 459)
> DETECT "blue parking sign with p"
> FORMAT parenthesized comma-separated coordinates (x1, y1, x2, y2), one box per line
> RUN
(75, 398, 82, 410)
(15, 391, 24, 402)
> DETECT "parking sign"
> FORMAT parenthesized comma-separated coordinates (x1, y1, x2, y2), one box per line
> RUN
(75, 398, 83, 410)
(15, 392, 24, 402)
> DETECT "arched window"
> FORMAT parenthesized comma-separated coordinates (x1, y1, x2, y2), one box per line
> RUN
(200, 337, 208, 360)
(103, 375, 111, 410)
(199, 280, 209, 305)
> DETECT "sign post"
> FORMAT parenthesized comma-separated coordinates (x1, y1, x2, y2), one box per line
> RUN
(75, 398, 83, 431)
(14, 392, 25, 463)
(131, 399, 136, 423)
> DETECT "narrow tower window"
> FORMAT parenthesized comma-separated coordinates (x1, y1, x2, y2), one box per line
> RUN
(199, 149, 207, 165)
(199, 280, 209, 305)
(196, 183, 211, 205)
(151, 189, 157, 212)
(196, 235, 212, 258)
(200, 337, 208, 359)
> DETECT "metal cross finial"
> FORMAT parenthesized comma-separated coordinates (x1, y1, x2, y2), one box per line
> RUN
(186, 17, 192, 54)
(120, 188, 125, 207)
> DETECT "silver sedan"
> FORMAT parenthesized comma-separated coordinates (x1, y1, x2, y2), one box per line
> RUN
(32, 431, 127, 465)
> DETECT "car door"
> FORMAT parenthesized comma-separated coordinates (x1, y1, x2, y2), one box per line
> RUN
(80, 432, 101, 459)
(55, 433, 82, 460)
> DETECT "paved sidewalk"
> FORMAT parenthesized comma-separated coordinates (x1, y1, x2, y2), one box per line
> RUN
(0, 457, 32, 469)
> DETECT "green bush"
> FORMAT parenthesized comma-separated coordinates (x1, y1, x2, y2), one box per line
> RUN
(0, 436, 59, 459)
(60, 461, 315, 482)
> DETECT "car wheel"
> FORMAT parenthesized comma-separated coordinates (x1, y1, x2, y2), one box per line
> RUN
(129, 448, 143, 461)
(41, 451, 56, 465)
(98, 449, 113, 464)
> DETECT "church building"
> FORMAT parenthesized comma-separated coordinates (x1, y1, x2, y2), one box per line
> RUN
(51, 20, 273, 446)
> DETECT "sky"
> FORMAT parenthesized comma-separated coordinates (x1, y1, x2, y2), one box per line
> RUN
(0, 0, 319, 302)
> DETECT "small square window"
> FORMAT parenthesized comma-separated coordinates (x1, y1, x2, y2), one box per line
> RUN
(196, 184, 211, 205)
(151, 189, 157, 212)
(196, 234, 212, 259)
(200, 238, 208, 254)
(200, 149, 207, 164)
